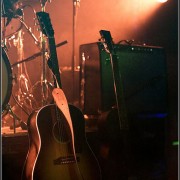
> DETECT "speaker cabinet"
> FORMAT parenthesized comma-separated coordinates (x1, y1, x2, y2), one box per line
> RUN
(79, 42, 168, 116)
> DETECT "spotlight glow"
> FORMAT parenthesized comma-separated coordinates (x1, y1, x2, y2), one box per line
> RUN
(75, 0, 167, 49)
(157, 0, 168, 3)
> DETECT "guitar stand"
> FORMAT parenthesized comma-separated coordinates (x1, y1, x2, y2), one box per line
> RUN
(5, 104, 27, 132)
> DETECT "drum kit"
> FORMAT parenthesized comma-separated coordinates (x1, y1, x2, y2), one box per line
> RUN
(1, 0, 65, 132)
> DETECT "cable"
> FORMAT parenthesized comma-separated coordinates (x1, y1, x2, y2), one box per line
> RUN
(118, 39, 135, 45)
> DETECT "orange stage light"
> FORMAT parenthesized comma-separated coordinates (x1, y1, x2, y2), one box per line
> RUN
(157, 0, 168, 3)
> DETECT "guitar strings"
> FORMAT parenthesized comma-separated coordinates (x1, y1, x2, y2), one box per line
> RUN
(52, 70, 73, 175)
(55, 103, 75, 176)
(55, 104, 69, 175)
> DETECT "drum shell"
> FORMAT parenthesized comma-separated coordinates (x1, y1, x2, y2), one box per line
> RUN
(2, 48, 13, 111)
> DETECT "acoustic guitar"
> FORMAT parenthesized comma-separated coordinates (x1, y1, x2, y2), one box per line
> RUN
(21, 11, 101, 180)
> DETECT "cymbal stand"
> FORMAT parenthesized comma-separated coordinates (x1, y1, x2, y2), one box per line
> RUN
(18, 17, 41, 48)
(18, 7, 51, 107)
(5, 104, 27, 133)
(72, 0, 80, 104)
(10, 16, 42, 115)
(12, 28, 34, 117)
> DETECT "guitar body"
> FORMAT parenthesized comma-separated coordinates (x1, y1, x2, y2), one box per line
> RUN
(22, 104, 101, 180)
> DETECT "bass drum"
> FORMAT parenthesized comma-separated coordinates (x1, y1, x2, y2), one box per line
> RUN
(2, 48, 13, 112)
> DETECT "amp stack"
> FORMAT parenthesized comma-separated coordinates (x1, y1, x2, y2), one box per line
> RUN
(79, 42, 168, 172)
(79, 42, 168, 117)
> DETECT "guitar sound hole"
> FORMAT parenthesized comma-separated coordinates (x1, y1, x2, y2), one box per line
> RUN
(53, 122, 70, 143)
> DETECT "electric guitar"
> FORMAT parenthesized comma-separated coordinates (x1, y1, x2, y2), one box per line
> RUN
(21, 12, 101, 180)
(99, 30, 129, 131)
(98, 30, 130, 178)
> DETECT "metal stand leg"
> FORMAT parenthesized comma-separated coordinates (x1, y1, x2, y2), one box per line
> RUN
(5, 104, 27, 131)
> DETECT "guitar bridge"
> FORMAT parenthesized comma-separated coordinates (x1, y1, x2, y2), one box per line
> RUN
(54, 156, 80, 165)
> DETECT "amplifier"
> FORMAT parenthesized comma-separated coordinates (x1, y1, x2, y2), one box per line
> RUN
(79, 42, 168, 116)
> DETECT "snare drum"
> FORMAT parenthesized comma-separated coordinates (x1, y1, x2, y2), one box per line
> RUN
(2, 48, 13, 111)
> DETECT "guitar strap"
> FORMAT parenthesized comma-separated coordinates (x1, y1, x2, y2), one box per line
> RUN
(52, 88, 76, 158)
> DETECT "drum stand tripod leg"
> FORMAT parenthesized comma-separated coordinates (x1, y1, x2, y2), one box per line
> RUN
(5, 104, 27, 132)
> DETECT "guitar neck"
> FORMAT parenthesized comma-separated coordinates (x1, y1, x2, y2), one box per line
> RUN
(48, 37, 62, 88)
(99, 30, 129, 130)
(110, 53, 129, 130)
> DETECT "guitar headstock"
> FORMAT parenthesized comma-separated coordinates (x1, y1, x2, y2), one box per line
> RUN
(99, 30, 114, 54)
(36, 11, 54, 38)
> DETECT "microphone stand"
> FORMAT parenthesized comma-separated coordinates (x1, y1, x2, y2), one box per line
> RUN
(72, 0, 80, 104)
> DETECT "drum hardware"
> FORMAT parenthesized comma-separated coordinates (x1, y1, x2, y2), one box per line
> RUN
(1, 0, 23, 48)
(11, 40, 68, 67)
(2, 0, 22, 18)
(2, 3, 40, 49)
(3, 104, 27, 133)
(18, 17, 41, 48)
(2, 48, 13, 112)
(29, 80, 54, 109)
(14, 73, 36, 113)
(1, 17, 23, 38)
(11, 0, 53, 108)
(1, 1, 68, 130)
(1, 35, 16, 51)
(1, 1, 44, 131)
(27, 0, 57, 107)
(2, 80, 31, 131)
(10, 11, 40, 112)
(8, 2, 52, 111)
(2, 2, 54, 118)
(12, 29, 34, 114)
(1, 29, 33, 130)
